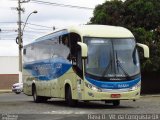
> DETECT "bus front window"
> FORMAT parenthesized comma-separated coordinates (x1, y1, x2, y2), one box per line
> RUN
(84, 37, 140, 80)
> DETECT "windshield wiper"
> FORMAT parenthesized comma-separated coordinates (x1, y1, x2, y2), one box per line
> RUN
(115, 51, 130, 78)
(101, 53, 113, 77)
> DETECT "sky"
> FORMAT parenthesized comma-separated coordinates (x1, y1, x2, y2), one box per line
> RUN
(0, 0, 106, 56)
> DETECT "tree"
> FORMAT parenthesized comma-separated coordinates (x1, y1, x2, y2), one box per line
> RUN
(90, 0, 160, 72)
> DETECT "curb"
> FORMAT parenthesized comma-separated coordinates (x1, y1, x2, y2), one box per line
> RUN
(141, 94, 160, 98)
(0, 90, 12, 93)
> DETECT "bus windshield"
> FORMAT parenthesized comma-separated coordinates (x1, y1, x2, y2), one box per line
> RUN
(84, 37, 140, 79)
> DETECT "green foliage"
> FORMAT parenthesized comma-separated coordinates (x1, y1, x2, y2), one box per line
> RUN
(91, 0, 125, 26)
(90, 0, 160, 72)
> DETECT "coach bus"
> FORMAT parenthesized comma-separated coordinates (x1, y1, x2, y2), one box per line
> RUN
(23, 25, 149, 106)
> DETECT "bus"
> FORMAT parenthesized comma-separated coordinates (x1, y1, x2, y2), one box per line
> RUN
(23, 25, 149, 106)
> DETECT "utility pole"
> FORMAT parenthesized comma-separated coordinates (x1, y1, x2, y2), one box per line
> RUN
(17, 0, 30, 83)
(17, 0, 23, 83)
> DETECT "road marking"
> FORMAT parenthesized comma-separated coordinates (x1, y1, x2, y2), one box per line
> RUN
(43, 110, 92, 114)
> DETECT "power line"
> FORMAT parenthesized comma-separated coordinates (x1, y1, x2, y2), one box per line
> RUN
(31, 0, 93, 10)
(0, 22, 17, 24)
(25, 26, 51, 30)
(0, 39, 16, 41)
(0, 22, 52, 28)
(0, 34, 17, 36)
(0, 30, 46, 34)
(9, 0, 94, 10)
(23, 30, 47, 33)
(0, 28, 51, 36)
(26, 22, 52, 28)
(0, 29, 16, 32)
(0, 31, 16, 33)
(0, 27, 17, 29)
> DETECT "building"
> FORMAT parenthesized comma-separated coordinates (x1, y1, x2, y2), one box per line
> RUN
(0, 56, 19, 90)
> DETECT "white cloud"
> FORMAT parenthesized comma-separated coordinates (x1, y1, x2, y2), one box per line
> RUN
(0, 0, 105, 56)
(0, 41, 18, 56)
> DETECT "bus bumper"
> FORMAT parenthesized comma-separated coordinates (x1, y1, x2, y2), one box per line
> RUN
(83, 88, 140, 101)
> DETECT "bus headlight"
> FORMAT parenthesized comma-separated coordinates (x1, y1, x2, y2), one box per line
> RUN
(130, 81, 141, 91)
(85, 82, 102, 92)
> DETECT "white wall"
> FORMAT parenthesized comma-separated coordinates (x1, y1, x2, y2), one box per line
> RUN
(0, 56, 18, 74)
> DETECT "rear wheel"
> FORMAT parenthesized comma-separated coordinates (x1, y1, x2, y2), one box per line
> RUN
(65, 86, 77, 107)
(113, 100, 120, 106)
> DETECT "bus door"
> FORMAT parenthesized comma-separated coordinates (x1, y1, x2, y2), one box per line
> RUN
(74, 48, 84, 100)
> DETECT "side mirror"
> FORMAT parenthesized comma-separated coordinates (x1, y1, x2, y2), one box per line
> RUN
(77, 42, 88, 58)
(136, 43, 149, 58)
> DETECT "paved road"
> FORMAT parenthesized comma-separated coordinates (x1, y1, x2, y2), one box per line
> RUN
(0, 93, 160, 120)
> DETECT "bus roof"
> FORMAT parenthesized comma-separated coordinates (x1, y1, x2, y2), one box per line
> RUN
(26, 25, 134, 47)
(68, 25, 134, 38)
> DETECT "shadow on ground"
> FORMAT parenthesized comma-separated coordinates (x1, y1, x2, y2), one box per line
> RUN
(29, 99, 135, 109)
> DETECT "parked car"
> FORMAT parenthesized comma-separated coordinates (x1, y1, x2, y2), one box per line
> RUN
(12, 83, 23, 94)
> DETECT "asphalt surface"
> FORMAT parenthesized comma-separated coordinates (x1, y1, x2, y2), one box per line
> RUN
(0, 93, 160, 120)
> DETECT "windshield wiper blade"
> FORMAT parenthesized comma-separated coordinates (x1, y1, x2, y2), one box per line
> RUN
(101, 53, 112, 77)
(115, 51, 130, 78)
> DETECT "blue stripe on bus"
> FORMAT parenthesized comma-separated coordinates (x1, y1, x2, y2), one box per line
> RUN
(23, 57, 72, 80)
(85, 77, 141, 89)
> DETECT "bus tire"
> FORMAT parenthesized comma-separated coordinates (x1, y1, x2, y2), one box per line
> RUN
(113, 100, 120, 106)
(32, 86, 41, 103)
(66, 86, 77, 107)
(40, 97, 50, 102)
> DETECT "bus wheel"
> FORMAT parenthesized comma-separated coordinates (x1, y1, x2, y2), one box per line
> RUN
(66, 87, 77, 107)
(40, 97, 50, 102)
(113, 100, 120, 106)
(32, 86, 41, 103)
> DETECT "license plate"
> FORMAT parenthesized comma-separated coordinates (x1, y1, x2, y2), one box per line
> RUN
(111, 94, 121, 98)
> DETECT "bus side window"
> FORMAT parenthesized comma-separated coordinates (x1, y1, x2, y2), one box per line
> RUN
(59, 36, 62, 44)
(23, 49, 26, 55)
(62, 36, 69, 47)
(69, 33, 81, 63)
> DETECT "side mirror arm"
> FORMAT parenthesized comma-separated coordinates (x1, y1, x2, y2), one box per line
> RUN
(136, 43, 149, 58)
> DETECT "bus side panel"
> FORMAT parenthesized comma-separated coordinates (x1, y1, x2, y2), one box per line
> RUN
(50, 78, 58, 97)
(58, 68, 77, 99)
(23, 69, 33, 96)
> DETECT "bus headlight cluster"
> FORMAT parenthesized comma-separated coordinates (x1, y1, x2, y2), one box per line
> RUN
(85, 82, 102, 92)
(130, 81, 141, 91)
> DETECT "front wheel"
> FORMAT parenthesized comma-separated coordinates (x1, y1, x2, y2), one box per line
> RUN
(65, 87, 77, 107)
